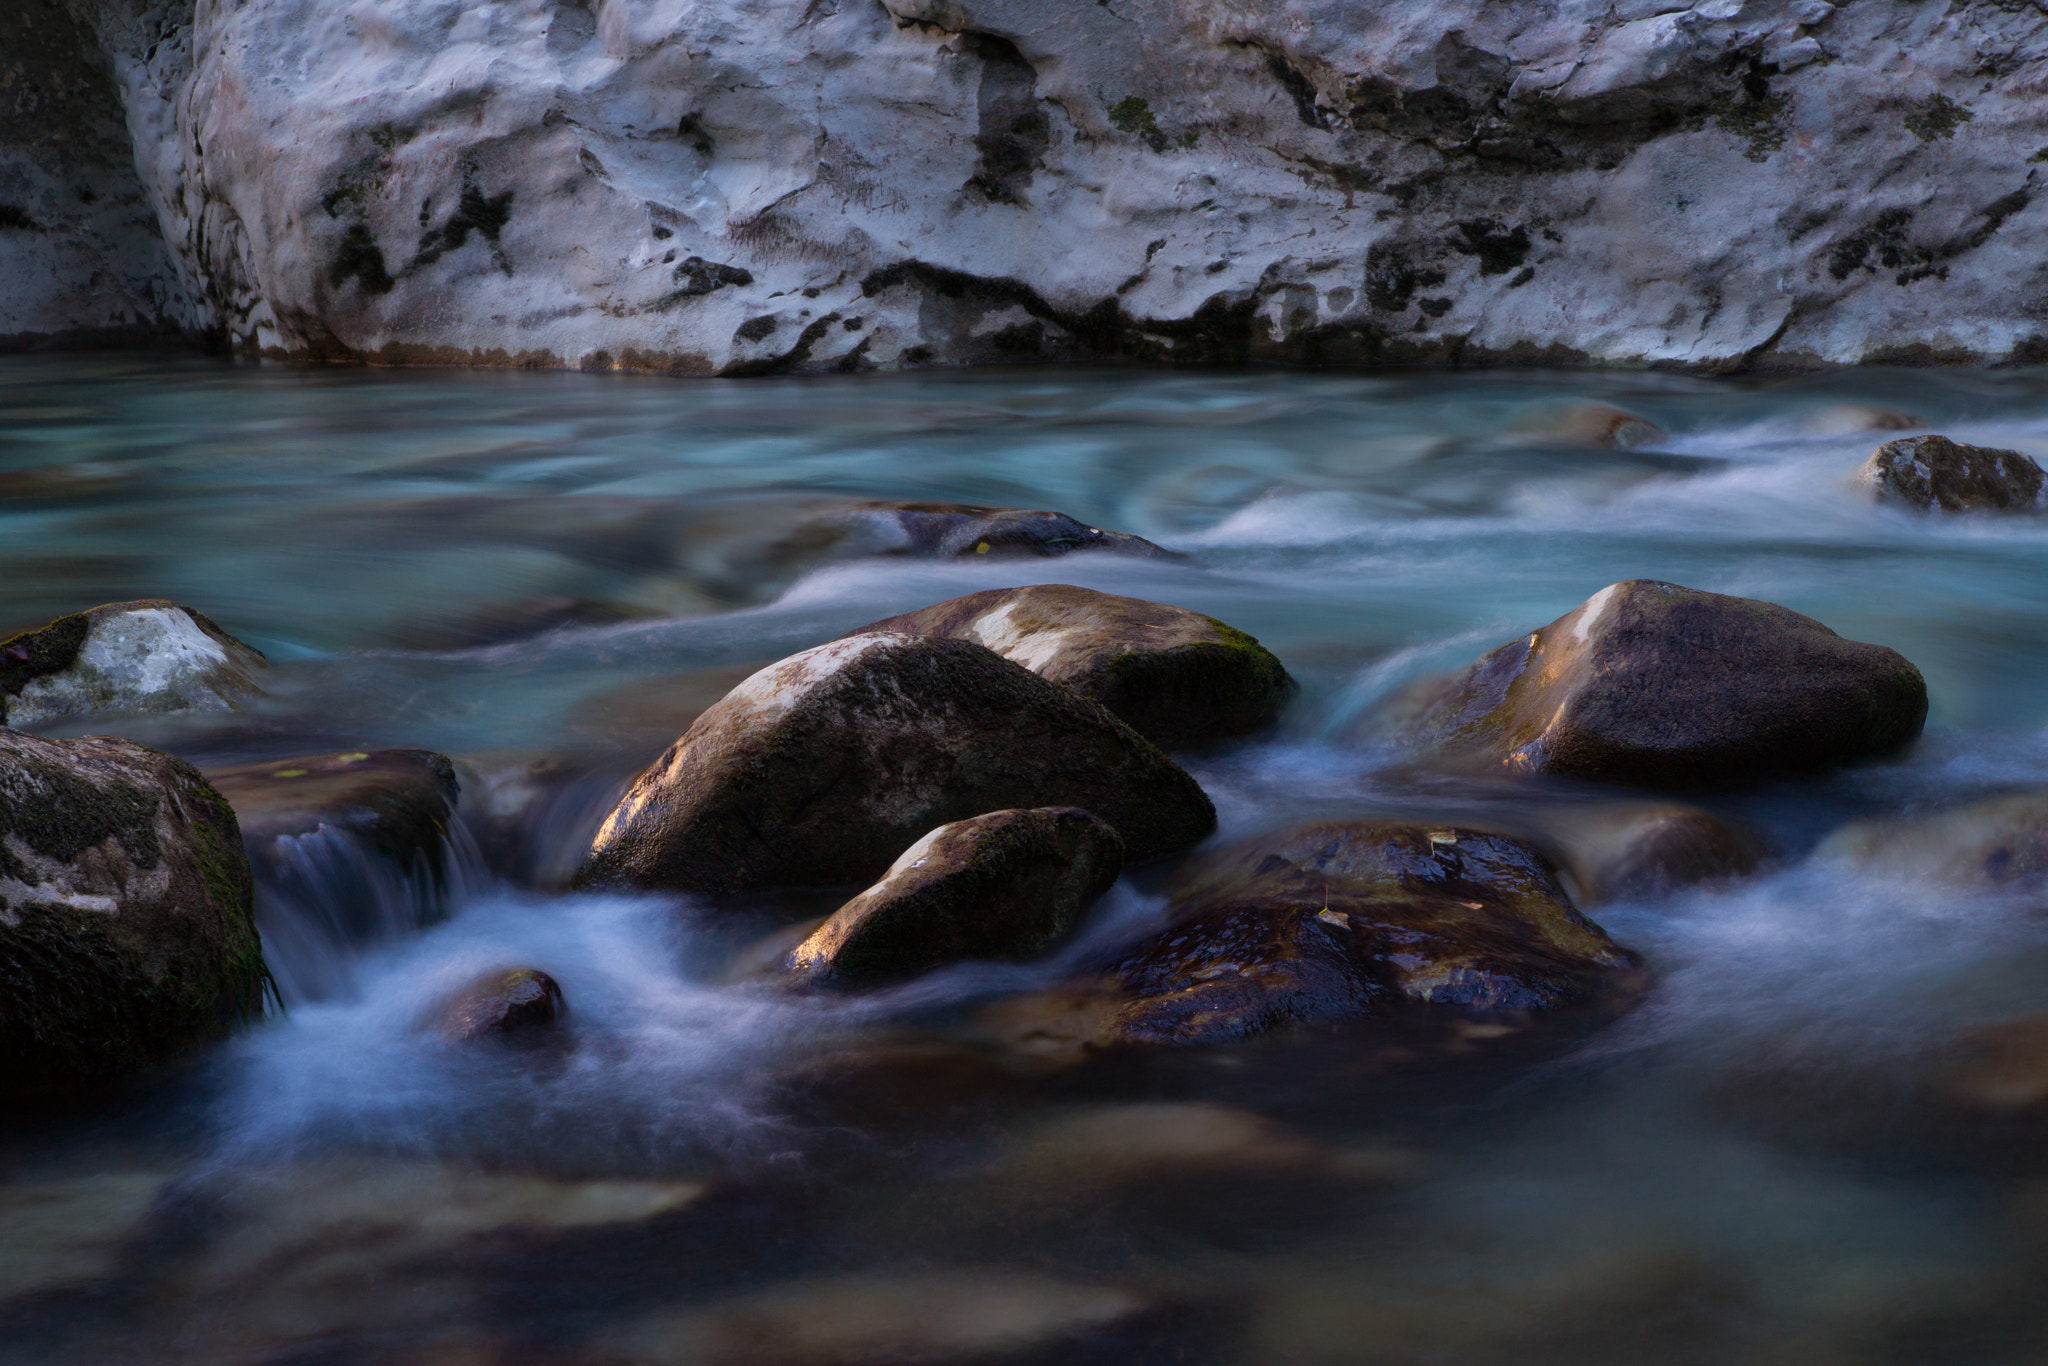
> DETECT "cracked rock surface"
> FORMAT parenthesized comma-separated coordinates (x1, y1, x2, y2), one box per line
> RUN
(8, 0, 2048, 368)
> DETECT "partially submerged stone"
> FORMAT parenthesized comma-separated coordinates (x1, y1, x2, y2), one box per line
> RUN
(795, 502, 1174, 561)
(1, 600, 267, 727)
(0, 729, 269, 1096)
(1514, 402, 1665, 449)
(204, 748, 460, 874)
(854, 584, 1294, 750)
(788, 807, 1123, 989)
(1800, 403, 1925, 436)
(1860, 434, 2047, 512)
(1091, 821, 1645, 1049)
(1817, 790, 2048, 891)
(1531, 802, 1763, 904)
(1400, 580, 1926, 787)
(431, 967, 566, 1045)
(578, 634, 1214, 895)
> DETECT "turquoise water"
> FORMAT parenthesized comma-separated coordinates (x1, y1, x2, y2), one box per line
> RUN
(6, 354, 2048, 1363)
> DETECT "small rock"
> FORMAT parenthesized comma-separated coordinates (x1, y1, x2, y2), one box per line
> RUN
(577, 634, 1215, 895)
(788, 807, 1123, 988)
(1860, 434, 2047, 512)
(1514, 402, 1665, 449)
(0, 600, 266, 727)
(795, 501, 1175, 561)
(853, 584, 1294, 750)
(1093, 820, 1645, 1049)
(1800, 403, 1925, 436)
(1817, 789, 2048, 890)
(1531, 802, 1763, 904)
(431, 967, 567, 1044)
(205, 748, 460, 873)
(1397, 579, 1927, 787)
(0, 729, 269, 1096)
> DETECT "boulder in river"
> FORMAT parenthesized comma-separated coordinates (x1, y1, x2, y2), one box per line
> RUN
(579, 634, 1214, 894)
(1817, 790, 2048, 892)
(1400, 580, 1927, 787)
(855, 584, 1294, 749)
(792, 502, 1175, 561)
(0, 729, 269, 1096)
(1859, 435, 2047, 512)
(1531, 802, 1763, 905)
(431, 967, 567, 1045)
(788, 807, 1123, 989)
(1, 600, 267, 727)
(1089, 820, 1645, 1049)
(204, 748, 460, 875)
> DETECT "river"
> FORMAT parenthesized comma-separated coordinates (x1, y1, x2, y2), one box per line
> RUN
(4, 352, 2048, 1364)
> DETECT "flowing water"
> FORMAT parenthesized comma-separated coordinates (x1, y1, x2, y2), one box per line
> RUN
(6, 353, 2048, 1364)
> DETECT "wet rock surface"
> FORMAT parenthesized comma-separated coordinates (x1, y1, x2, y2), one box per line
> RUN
(579, 633, 1215, 895)
(1400, 580, 1927, 787)
(1529, 802, 1763, 905)
(788, 807, 1123, 989)
(795, 503, 1174, 563)
(0, 728, 267, 1096)
(1073, 821, 1645, 1050)
(204, 748, 460, 873)
(1817, 789, 2048, 892)
(431, 966, 567, 1045)
(0, 600, 266, 728)
(856, 585, 1293, 750)
(1860, 434, 2048, 513)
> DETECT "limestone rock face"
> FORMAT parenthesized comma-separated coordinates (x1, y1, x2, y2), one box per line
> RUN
(857, 585, 1293, 750)
(1861, 435, 2048, 513)
(1401, 580, 1926, 787)
(1097, 821, 1644, 1048)
(19, 0, 2048, 369)
(0, 728, 268, 1096)
(578, 633, 1214, 895)
(788, 806, 1123, 988)
(1, 600, 267, 728)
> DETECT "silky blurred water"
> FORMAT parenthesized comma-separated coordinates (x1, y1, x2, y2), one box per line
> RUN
(6, 354, 2048, 1365)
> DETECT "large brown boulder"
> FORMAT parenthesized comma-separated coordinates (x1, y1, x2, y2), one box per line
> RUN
(788, 807, 1124, 989)
(0, 730, 270, 1097)
(1, 600, 267, 727)
(1077, 821, 1645, 1050)
(853, 585, 1293, 750)
(577, 634, 1215, 895)
(1860, 435, 2047, 513)
(1399, 580, 1926, 787)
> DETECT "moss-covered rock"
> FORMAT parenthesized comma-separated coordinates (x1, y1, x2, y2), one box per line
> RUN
(204, 748, 459, 875)
(1860, 434, 2047, 513)
(0, 729, 269, 1097)
(854, 584, 1293, 750)
(577, 634, 1214, 895)
(1397, 580, 1926, 787)
(1, 600, 267, 728)
(1085, 821, 1645, 1049)
(788, 807, 1123, 988)
(430, 967, 566, 1045)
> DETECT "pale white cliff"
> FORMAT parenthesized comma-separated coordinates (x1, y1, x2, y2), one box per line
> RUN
(8, 0, 2048, 371)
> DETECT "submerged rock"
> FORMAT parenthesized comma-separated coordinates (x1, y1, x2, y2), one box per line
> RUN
(0, 600, 266, 727)
(204, 748, 460, 874)
(1532, 802, 1764, 905)
(855, 584, 1293, 750)
(1399, 580, 1926, 787)
(788, 807, 1123, 989)
(1924, 1013, 2048, 1128)
(0, 729, 268, 1096)
(1801, 404, 1926, 436)
(1086, 821, 1644, 1050)
(1818, 790, 2048, 892)
(1860, 434, 2047, 513)
(795, 503, 1174, 562)
(578, 634, 1214, 895)
(431, 967, 566, 1045)
(1513, 402, 1665, 449)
